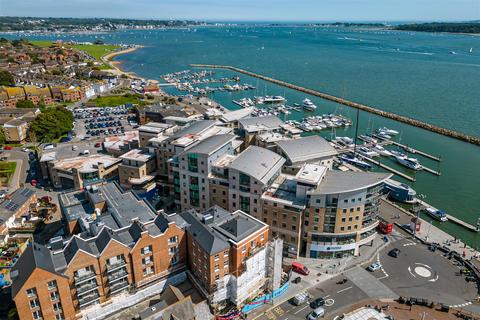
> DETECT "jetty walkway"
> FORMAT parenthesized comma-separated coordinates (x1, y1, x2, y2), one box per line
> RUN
(190, 64, 480, 147)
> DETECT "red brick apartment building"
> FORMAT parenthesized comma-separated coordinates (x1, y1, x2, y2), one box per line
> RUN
(11, 183, 281, 319)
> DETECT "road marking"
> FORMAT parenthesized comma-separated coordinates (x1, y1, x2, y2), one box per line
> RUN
(293, 305, 308, 314)
(407, 266, 417, 278)
(376, 253, 389, 279)
(403, 242, 417, 247)
(449, 302, 472, 308)
(428, 274, 439, 282)
(324, 298, 335, 307)
(274, 307, 284, 316)
(323, 294, 331, 299)
(337, 286, 353, 294)
(266, 310, 276, 319)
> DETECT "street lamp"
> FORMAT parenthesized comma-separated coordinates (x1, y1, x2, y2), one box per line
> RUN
(413, 194, 426, 237)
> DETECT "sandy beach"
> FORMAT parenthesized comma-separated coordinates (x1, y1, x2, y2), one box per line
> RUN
(101, 46, 144, 79)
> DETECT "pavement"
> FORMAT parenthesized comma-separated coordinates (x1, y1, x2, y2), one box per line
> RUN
(0, 149, 31, 191)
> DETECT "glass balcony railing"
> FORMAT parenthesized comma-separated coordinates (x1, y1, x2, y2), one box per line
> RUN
(106, 260, 126, 273)
(76, 282, 98, 295)
(74, 271, 96, 284)
(108, 269, 128, 284)
(78, 292, 100, 308)
(109, 281, 129, 295)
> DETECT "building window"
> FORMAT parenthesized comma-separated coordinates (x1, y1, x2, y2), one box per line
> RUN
(342, 209, 347, 213)
(32, 310, 43, 320)
(224, 250, 229, 257)
(50, 291, 59, 301)
(143, 266, 154, 276)
(47, 280, 57, 290)
(304, 220, 309, 226)
(340, 227, 345, 231)
(349, 217, 353, 221)
(55, 314, 65, 320)
(357, 207, 361, 211)
(26, 288, 37, 298)
(53, 302, 62, 312)
(141, 245, 152, 255)
(341, 218, 346, 222)
(215, 275, 220, 280)
(260, 234, 264, 241)
(291, 225, 296, 231)
(142, 256, 153, 265)
(169, 246, 178, 256)
(242, 245, 246, 253)
(171, 255, 179, 265)
(344, 199, 348, 203)
(348, 226, 352, 230)
(168, 236, 178, 244)
(30, 299, 40, 309)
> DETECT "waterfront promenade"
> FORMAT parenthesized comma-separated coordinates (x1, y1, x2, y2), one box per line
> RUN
(190, 64, 480, 146)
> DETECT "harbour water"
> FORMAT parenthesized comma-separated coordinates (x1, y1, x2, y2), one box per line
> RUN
(5, 26, 480, 246)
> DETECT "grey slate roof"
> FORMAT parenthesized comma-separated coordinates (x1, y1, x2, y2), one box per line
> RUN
(215, 214, 265, 243)
(227, 146, 286, 184)
(180, 209, 230, 255)
(312, 171, 392, 194)
(0, 188, 35, 225)
(171, 120, 218, 139)
(182, 134, 236, 156)
(275, 135, 337, 164)
(238, 115, 284, 133)
(10, 243, 62, 298)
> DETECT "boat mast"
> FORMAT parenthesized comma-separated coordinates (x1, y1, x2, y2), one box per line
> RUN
(353, 108, 360, 156)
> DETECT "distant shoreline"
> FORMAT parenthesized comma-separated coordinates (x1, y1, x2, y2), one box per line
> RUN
(102, 46, 144, 79)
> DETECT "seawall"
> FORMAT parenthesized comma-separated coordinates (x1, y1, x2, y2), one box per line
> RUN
(190, 64, 480, 146)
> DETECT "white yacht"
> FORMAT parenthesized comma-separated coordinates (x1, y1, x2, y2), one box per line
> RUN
(425, 207, 448, 222)
(302, 98, 317, 111)
(372, 144, 393, 156)
(358, 146, 380, 158)
(263, 95, 286, 104)
(395, 155, 422, 170)
(378, 127, 399, 136)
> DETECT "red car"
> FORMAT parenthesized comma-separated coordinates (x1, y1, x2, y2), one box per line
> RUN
(30, 179, 37, 187)
(3, 146, 12, 150)
(95, 143, 102, 148)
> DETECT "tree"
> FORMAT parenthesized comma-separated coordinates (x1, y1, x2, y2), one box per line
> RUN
(16, 99, 35, 108)
(0, 128, 6, 145)
(0, 69, 14, 86)
(30, 106, 74, 142)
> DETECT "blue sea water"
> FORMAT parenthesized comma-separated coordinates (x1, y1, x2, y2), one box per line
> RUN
(5, 26, 480, 245)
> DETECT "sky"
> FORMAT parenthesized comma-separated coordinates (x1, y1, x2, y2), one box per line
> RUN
(0, 0, 479, 22)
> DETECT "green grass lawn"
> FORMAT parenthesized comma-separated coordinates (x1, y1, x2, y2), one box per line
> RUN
(89, 94, 146, 107)
(30, 41, 119, 61)
(0, 161, 17, 186)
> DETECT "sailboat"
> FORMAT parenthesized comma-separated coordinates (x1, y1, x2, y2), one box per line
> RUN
(470, 47, 474, 53)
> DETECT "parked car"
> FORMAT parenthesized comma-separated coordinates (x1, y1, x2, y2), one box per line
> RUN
(95, 143, 102, 148)
(21, 147, 30, 152)
(367, 262, 382, 272)
(43, 144, 54, 150)
(292, 292, 310, 306)
(310, 297, 325, 309)
(307, 307, 325, 320)
(72, 145, 78, 151)
(388, 248, 401, 258)
(3, 146, 12, 150)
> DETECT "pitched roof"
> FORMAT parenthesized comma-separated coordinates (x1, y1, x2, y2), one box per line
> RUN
(171, 120, 217, 139)
(311, 171, 392, 194)
(0, 188, 35, 225)
(182, 134, 235, 156)
(180, 209, 230, 255)
(221, 107, 255, 123)
(227, 146, 286, 184)
(238, 115, 284, 133)
(275, 135, 337, 164)
(10, 243, 60, 298)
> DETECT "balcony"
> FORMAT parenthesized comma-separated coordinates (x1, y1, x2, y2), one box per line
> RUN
(76, 282, 99, 295)
(108, 269, 128, 284)
(74, 271, 96, 285)
(109, 280, 129, 295)
(78, 292, 100, 308)
(106, 260, 126, 273)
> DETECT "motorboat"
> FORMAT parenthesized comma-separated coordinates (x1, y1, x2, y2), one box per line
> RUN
(339, 154, 372, 169)
(358, 146, 380, 158)
(372, 144, 393, 156)
(263, 95, 286, 104)
(303, 98, 317, 111)
(359, 135, 378, 144)
(395, 155, 422, 170)
(391, 150, 406, 157)
(425, 207, 448, 222)
(378, 127, 399, 135)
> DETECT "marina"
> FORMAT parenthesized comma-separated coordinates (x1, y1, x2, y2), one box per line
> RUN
(190, 64, 480, 146)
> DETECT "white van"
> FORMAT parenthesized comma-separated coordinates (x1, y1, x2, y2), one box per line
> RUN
(307, 307, 325, 320)
(292, 292, 310, 306)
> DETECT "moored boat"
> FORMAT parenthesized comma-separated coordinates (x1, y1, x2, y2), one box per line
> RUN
(425, 207, 448, 222)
